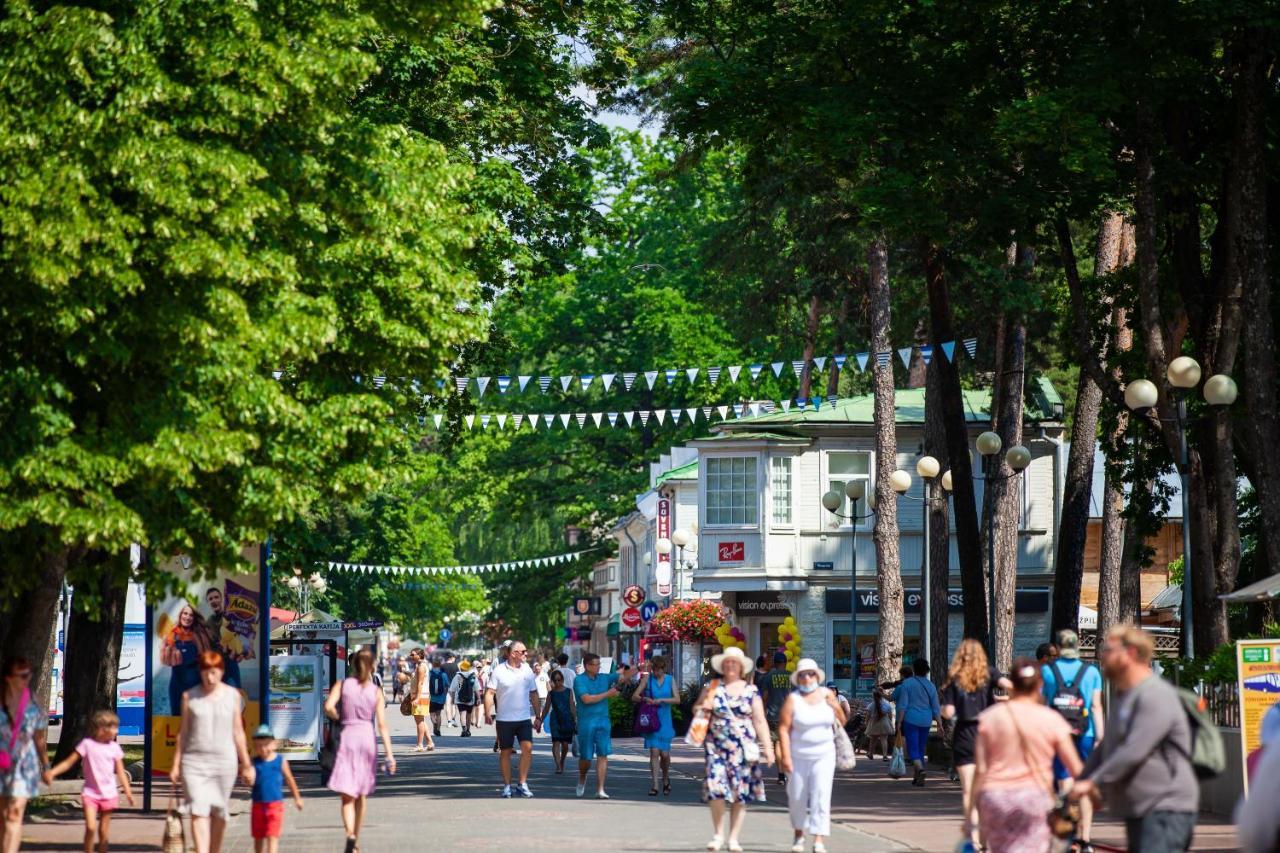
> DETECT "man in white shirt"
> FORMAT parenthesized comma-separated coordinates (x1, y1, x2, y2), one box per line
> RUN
(484, 640, 542, 798)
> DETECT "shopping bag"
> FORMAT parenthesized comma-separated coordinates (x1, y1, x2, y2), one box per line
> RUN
(888, 746, 906, 778)
(833, 723, 857, 770)
(161, 789, 186, 853)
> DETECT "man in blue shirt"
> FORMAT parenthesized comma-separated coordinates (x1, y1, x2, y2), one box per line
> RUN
(1042, 629, 1105, 848)
(573, 652, 620, 799)
(893, 657, 942, 786)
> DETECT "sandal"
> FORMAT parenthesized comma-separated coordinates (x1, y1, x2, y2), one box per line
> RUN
(705, 837, 724, 852)
(663, 780, 671, 796)
(648, 787, 659, 796)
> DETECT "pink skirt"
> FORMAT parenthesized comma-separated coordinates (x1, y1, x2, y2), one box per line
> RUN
(977, 786, 1053, 853)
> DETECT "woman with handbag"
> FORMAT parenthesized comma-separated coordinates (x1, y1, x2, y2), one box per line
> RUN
(777, 659, 848, 853)
(632, 655, 678, 796)
(971, 658, 1082, 853)
(694, 646, 774, 853)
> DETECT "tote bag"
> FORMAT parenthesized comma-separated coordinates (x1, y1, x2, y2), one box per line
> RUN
(633, 677, 661, 735)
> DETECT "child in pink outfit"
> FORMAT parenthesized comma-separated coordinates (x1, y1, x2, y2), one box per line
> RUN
(48, 710, 135, 852)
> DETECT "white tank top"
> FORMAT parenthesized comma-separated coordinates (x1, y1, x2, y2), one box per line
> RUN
(790, 691, 837, 757)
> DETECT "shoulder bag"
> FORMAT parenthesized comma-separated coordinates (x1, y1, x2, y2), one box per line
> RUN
(828, 690, 857, 770)
(1005, 704, 1079, 840)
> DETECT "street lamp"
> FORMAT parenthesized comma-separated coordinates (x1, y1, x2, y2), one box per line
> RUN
(975, 431, 1031, 658)
(671, 528, 692, 600)
(1124, 356, 1237, 658)
(915, 455, 941, 662)
(822, 475, 905, 699)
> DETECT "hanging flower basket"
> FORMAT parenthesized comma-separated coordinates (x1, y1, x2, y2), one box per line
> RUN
(651, 599, 726, 642)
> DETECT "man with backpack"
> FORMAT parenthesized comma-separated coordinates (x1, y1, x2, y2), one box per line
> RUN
(1072, 624, 1201, 852)
(428, 657, 452, 738)
(1041, 629, 1105, 850)
(763, 650, 794, 784)
(449, 660, 480, 737)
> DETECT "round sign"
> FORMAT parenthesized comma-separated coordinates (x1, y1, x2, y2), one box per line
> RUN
(640, 601, 659, 622)
(622, 585, 647, 608)
(438, 628, 452, 643)
(657, 582, 672, 597)
(621, 607, 643, 629)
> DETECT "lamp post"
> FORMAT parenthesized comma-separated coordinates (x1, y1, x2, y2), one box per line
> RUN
(1123, 356, 1237, 659)
(671, 528, 692, 601)
(286, 569, 326, 615)
(974, 431, 1032, 658)
(914, 455, 941, 659)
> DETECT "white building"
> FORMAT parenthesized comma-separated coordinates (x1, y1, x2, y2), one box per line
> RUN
(683, 381, 1066, 696)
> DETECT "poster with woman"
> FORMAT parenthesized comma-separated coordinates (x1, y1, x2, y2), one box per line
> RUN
(149, 548, 264, 773)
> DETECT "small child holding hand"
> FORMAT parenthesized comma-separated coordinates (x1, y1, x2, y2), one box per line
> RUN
(250, 724, 303, 853)
(46, 710, 135, 853)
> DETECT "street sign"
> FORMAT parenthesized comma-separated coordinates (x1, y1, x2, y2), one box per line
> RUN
(640, 601, 659, 622)
(657, 582, 672, 597)
(622, 585, 647, 607)
(438, 628, 452, 643)
(573, 597, 602, 616)
(718, 541, 745, 563)
(621, 607, 643, 629)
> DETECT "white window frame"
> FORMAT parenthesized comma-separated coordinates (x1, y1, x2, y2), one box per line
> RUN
(703, 454, 760, 528)
(770, 455, 794, 527)
(825, 450, 874, 530)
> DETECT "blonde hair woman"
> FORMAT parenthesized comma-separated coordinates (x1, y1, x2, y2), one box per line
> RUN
(694, 646, 774, 852)
(941, 639, 1010, 846)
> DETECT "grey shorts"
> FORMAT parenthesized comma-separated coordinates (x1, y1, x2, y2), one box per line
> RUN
(1124, 810, 1195, 853)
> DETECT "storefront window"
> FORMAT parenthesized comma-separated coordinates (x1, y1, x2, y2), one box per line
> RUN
(706, 456, 758, 525)
(831, 619, 922, 698)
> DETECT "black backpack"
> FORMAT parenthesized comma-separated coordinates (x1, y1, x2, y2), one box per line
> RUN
(1048, 660, 1093, 737)
(457, 672, 477, 705)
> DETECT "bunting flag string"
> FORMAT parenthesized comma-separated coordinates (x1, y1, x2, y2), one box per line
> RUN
(326, 549, 594, 577)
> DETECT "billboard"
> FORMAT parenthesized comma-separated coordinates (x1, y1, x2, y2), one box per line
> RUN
(117, 583, 148, 735)
(149, 549, 264, 773)
(1237, 638, 1280, 794)
(268, 656, 322, 760)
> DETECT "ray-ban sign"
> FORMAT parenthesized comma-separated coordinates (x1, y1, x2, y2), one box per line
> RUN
(718, 541, 745, 563)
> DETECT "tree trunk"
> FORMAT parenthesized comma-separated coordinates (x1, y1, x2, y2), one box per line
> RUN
(52, 558, 130, 768)
(924, 245, 987, 645)
(799, 293, 822, 400)
(926, 354, 951, 677)
(827, 290, 853, 398)
(868, 237, 904, 685)
(1118, 490, 1147, 626)
(1096, 459, 1125, 636)
(990, 316, 1026, 671)
(0, 547, 73, 710)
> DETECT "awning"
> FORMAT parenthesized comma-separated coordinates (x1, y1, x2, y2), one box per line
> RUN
(1220, 572, 1280, 604)
(606, 613, 620, 637)
(691, 576, 809, 592)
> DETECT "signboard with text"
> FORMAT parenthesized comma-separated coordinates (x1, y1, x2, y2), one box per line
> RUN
(734, 591, 792, 616)
(717, 541, 745, 563)
(656, 497, 672, 585)
(1237, 638, 1280, 795)
(268, 656, 322, 761)
(621, 607, 643, 629)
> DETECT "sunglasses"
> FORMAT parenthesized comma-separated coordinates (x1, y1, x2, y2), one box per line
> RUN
(9, 671, 31, 680)
(510, 649, 527, 655)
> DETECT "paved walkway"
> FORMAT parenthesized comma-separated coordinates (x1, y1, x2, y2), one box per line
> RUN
(23, 707, 1241, 851)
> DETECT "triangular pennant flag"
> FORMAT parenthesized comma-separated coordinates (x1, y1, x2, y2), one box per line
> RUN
(941, 341, 956, 362)
(538, 376, 552, 393)
(833, 354, 848, 371)
(812, 397, 822, 410)
(749, 364, 764, 381)
(559, 413, 570, 428)
(432, 414, 443, 430)
(480, 414, 491, 429)
(559, 375, 573, 392)
(772, 361, 785, 377)
(639, 410, 651, 425)
(701, 406, 712, 420)
(644, 371, 658, 390)
(271, 370, 284, 380)
(580, 375, 595, 391)
(527, 415, 538, 430)
(876, 351, 892, 369)
(497, 414, 508, 429)
(792, 360, 807, 379)
(708, 367, 721, 385)
(497, 375, 512, 394)
(728, 365, 742, 383)
(686, 367, 699, 384)
(455, 376, 470, 394)
(607, 412, 619, 427)
(624, 411, 635, 427)
(856, 352, 870, 372)
(963, 337, 978, 359)
(749, 403, 760, 417)
(436, 379, 446, 390)
(733, 403, 745, 418)
(372, 376, 386, 388)
(898, 347, 914, 369)
(782, 400, 792, 413)
(591, 412, 603, 427)
(518, 375, 532, 393)
(794, 398, 807, 411)
(687, 407, 699, 422)
(670, 409, 681, 425)
(464, 414, 475, 429)
(475, 376, 491, 397)
(664, 369, 677, 385)
(513, 414, 524, 429)
(716, 405, 729, 419)
(602, 373, 616, 392)
(826, 394, 838, 405)
(919, 345, 933, 366)
(654, 409, 666, 424)
(543, 414, 555, 428)
(623, 372, 637, 391)
(814, 356, 828, 371)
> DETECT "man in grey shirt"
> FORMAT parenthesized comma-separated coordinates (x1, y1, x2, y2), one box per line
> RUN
(1072, 624, 1198, 852)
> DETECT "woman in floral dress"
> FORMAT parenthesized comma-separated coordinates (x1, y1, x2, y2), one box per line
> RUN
(695, 646, 774, 853)
(1, 656, 51, 853)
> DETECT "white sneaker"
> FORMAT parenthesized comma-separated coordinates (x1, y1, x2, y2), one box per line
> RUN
(518, 782, 534, 798)
(575, 781, 586, 798)
(500, 784, 512, 798)
(596, 790, 610, 799)
(790, 840, 806, 853)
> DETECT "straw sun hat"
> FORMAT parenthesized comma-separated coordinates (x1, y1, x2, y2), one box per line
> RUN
(711, 645, 754, 675)
(789, 658, 826, 686)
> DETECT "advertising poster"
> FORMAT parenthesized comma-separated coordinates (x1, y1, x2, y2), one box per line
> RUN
(1236, 638, 1280, 794)
(150, 548, 263, 774)
(117, 583, 148, 735)
(268, 656, 321, 760)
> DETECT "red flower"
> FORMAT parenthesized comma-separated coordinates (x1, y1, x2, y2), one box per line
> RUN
(651, 600, 726, 642)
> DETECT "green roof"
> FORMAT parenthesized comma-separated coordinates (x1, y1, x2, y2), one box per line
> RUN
(696, 431, 812, 443)
(654, 459, 699, 487)
(716, 378, 1063, 432)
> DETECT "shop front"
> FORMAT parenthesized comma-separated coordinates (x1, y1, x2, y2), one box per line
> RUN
(725, 590, 802, 664)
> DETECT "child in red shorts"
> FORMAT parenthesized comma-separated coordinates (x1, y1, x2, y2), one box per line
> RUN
(47, 709, 135, 853)
(251, 724, 303, 852)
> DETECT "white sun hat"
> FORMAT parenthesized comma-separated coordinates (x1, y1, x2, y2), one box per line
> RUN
(790, 658, 826, 686)
(710, 645, 754, 675)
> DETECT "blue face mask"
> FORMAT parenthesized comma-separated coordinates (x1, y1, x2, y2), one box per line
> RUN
(797, 681, 819, 694)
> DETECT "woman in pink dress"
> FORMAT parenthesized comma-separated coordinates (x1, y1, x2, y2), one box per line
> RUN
(324, 650, 396, 853)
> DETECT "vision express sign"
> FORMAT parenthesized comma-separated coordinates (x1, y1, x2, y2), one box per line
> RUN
(824, 588, 1050, 614)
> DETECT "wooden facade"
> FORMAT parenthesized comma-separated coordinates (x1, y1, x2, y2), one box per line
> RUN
(1079, 520, 1184, 609)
